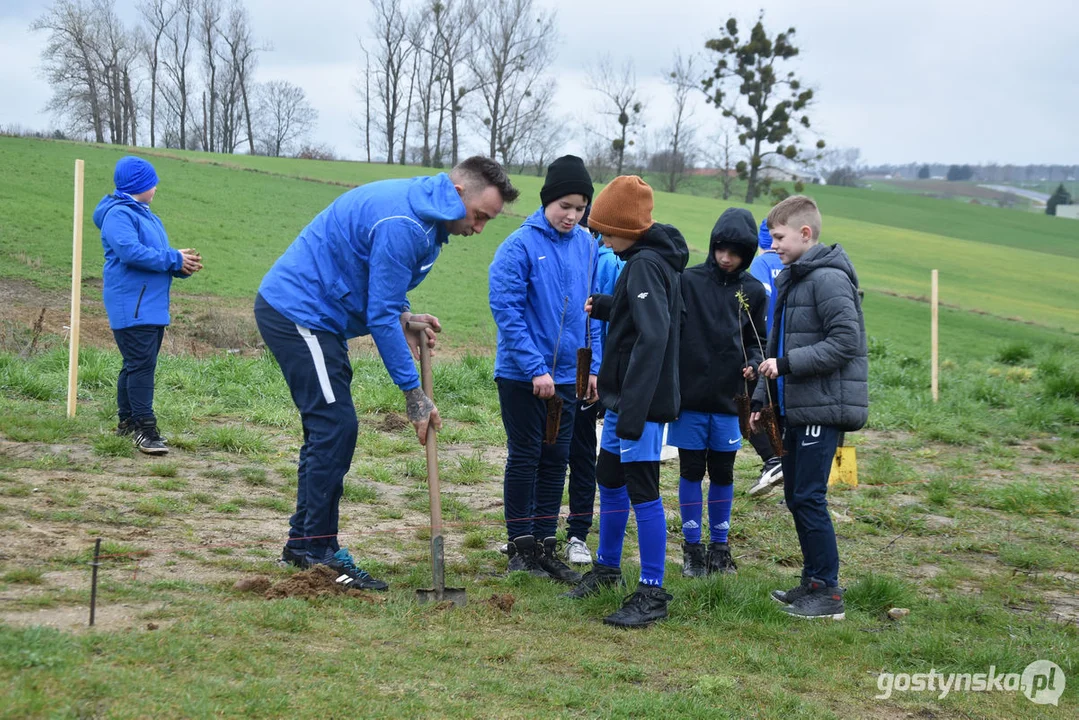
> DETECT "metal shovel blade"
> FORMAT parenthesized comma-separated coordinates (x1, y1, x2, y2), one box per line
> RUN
(416, 535, 467, 606)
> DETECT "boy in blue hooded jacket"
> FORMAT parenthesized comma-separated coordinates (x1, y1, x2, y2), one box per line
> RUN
(489, 155, 600, 585)
(93, 156, 203, 455)
(256, 156, 518, 591)
(746, 219, 787, 495)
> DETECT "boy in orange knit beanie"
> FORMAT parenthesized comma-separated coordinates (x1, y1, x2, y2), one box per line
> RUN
(564, 175, 689, 627)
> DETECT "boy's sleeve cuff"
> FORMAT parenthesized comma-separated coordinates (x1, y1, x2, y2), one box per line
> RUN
(776, 357, 791, 375)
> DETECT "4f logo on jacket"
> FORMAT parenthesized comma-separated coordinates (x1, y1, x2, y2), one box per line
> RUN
(637, 292, 649, 300)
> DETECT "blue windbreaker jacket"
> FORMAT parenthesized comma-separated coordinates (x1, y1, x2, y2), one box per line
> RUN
(748, 251, 785, 335)
(258, 173, 465, 392)
(489, 208, 602, 385)
(93, 192, 186, 330)
(593, 240, 624, 351)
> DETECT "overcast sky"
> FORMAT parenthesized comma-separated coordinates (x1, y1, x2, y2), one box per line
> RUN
(2, 0, 1077, 165)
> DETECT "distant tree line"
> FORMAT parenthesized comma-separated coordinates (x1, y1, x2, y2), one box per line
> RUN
(31, 0, 319, 157)
(871, 163, 1079, 184)
(33, 0, 831, 203)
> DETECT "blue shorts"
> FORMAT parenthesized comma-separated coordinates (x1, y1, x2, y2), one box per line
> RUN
(600, 410, 665, 463)
(666, 410, 742, 452)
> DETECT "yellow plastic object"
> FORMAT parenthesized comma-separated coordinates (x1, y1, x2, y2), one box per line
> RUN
(828, 446, 858, 487)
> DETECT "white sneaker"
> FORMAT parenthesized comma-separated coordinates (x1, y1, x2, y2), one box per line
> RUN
(564, 537, 592, 565)
(748, 458, 784, 496)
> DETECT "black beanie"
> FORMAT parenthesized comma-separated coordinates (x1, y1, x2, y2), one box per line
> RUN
(540, 155, 593, 207)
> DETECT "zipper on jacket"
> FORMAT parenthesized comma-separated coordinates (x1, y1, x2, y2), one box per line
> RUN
(134, 284, 147, 319)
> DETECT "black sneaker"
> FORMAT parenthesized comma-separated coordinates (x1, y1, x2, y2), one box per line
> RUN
(706, 542, 737, 575)
(603, 583, 673, 628)
(506, 535, 550, 578)
(783, 580, 845, 620)
(537, 537, 582, 585)
(562, 563, 625, 599)
(748, 457, 784, 496)
(681, 542, 707, 578)
(278, 544, 306, 568)
(771, 580, 810, 605)
(132, 418, 168, 455)
(116, 418, 134, 436)
(306, 548, 388, 591)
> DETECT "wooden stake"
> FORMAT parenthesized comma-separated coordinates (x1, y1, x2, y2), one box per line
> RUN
(931, 269, 939, 402)
(66, 159, 85, 418)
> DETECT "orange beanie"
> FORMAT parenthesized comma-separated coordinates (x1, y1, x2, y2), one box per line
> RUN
(587, 175, 654, 241)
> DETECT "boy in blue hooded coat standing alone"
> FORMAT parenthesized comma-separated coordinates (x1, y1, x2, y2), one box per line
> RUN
(93, 156, 203, 455)
(256, 156, 518, 591)
(489, 155, 600, 584)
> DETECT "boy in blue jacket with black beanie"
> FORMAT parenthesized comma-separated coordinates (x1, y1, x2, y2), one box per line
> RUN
(93, 156, 203, 455)
(256, 156, 518, 591)
(489, 155, 600, 585)
(564, 175, 689, 628)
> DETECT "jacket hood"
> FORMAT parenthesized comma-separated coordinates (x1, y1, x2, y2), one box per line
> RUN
(521, 206, 572, 239)
(707, 207, 758, 272)
(407, 173, 467, 226)
(757, 218, 773, 250)
(791, 242, 860, 287)
(623, 222, 689, 273)
(92, 192, 145, 229)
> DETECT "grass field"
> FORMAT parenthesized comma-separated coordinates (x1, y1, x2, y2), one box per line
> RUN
(0, 136, 1077, 717)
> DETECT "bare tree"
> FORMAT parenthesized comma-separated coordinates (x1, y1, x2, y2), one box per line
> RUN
(31, 0, 107, 142)
(218, 1, 262, 155)
(587, 56, 645, 176)
(257, 80, 317, 157)
(160, 0, 195, 148)
(138, 0, 178, 148)
(705, 129, 739, 200)
(409, 7, 448, 167)
(468, 0, 556, 161)
(196, 0, 222, 152)
(368, 0, 413, 164)
(432, 0, 475, 166)
(662, 51, 698, 193)
(356, 40, 373, 162)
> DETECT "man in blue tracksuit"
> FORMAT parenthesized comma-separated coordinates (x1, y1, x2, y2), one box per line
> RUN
(93, 156, 203, 455)
(746, 218, 787, 495)
(563, 209, 624, 566)
(256, 156, 519, 590)
(489, 155, 600, 584)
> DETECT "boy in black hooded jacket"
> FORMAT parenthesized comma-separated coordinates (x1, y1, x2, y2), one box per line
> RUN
(563, 175, 689, 628)
(669, 208, 767, 578)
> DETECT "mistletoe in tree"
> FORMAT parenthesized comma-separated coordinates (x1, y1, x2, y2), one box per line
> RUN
(703, 13, 824, 203)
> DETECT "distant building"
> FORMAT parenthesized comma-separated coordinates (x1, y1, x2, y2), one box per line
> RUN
(1055, 204, 1079, 220)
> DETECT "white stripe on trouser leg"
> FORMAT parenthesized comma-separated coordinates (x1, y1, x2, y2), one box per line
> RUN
(295, 324, 336, 404)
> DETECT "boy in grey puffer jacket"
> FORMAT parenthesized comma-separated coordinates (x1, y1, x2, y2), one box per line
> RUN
(750, 195, 868, 621)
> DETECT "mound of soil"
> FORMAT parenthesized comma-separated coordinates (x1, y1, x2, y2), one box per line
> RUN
(485, 593, 515, 613)
(377, 412, 409, 432)
(263, 565, 384, 602)
(233, 576, 273, 594)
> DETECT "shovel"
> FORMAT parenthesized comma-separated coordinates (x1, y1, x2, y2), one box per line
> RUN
(407, 320, 467, 607)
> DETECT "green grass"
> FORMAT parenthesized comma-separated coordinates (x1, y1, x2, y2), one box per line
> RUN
(3, 136, 1079, 339)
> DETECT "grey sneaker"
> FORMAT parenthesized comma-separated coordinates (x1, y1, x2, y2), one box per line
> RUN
(565, 537, 592, 565)
(783, 580, 845, 620)
(771, 580, 810, 605)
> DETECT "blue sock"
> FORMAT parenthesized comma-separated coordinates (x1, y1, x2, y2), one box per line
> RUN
(678, 477, 703, 544)
(634, 498, 666, 587)
(709, 483, 734, 543)
(596, 485, 630, 568)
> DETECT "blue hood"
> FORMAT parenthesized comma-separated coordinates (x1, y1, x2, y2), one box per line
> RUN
(408, 174, 466, 242)
(93, 192, 147, 228)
